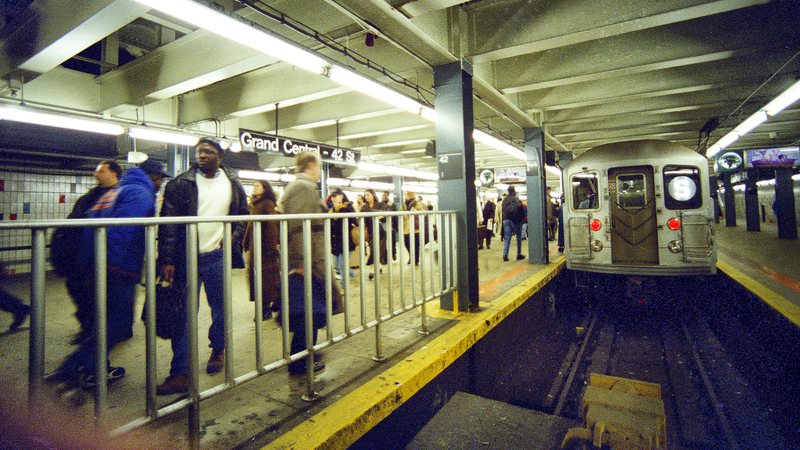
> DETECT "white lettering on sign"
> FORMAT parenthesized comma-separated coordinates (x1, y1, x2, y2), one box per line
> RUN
(240, 131, 279, 152)
(282, 139, 320, 155)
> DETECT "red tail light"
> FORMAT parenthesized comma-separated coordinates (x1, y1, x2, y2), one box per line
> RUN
(590, 219, 602, 231)
(667, 217, 681, 231)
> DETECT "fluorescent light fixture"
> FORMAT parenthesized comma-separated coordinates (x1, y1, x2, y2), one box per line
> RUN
(370, 138, 430, 148)
(402, 182, 438, 194)
(129, 127, 200, 146)
(756, 179, 776, 187)
(231, 87, 351, 118)
(545, 165, 562, 178)
(473, 129, 525, 160)
(420, 106, 437, 123)
(0, 105, 125, 135)
(358, 161, 438, 181)
(734, 110, 768, 136)
(238, 170, 281, 182)
(764, 80, 800, 116)
(134, 0, 327, 75)
(339, 124, 429, 140)
(350, 180, 395, 190)
(495, 183, 509, 190)
(291, 109, 400, 130)
(127, 151, 149, 163)
(716, 131, 740, 150)
(280, 173, 296, 183)
(327, 177, 350, 187)
(399, 149, 426, 154)
(329, 66, 423, 114)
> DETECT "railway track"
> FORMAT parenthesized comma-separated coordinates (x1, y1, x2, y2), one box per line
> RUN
(545, 299, 787, 449)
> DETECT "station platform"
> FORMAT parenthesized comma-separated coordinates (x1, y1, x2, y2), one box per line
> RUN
(0, 239, 565, 449)
(714, 222, 800, 327)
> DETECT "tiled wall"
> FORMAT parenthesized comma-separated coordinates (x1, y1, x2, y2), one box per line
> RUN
(0, 170, 96, 274)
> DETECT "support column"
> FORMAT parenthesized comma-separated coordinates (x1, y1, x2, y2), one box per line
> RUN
(775, 168, 798, 239)
(744, 169, 760, 232)
(523, 128, 548, 264)
(722, 173, 736, 227)
(321, 162, 330, 199)
(434, 60, 478, 312)
(710, 175, 721, 224)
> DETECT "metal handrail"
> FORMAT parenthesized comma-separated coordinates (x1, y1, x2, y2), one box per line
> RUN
(12, 209, 458, 445)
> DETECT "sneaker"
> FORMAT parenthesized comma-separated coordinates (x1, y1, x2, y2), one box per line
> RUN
(207, 349, 225, 374)
(288, 360, 325, 376)
(503, 256, 509, 262)
(156, 374, 189, 395)
(81, 366, 126, 388)
(517, 254, 525, 260)
(334, 272, 342, 281)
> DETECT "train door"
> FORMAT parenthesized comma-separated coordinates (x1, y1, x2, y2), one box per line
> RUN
(608, 166, 658, 264)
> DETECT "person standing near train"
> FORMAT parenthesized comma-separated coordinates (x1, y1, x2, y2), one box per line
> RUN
(155, 137, 249, 395)
(501, 186, 525, 262)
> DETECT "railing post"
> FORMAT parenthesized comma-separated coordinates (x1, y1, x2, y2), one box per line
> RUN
(28, 227, 47, 411)
(342, 217, 351, 335)
(144, 225, 158, 417)
(186, 223, 201, 449)
(302, 219, 319, 402)
(358, 217, 367, 327)
(222, 222, 234, 385)
(253, 221, 264, 372)
(418, 215, 429, 335)
(372, 216, 385, 362)
(279, 220, 291, 362)
(324, 218, 333, 341)
(398, 215, 406, 311)
(93, 226, 108, 431)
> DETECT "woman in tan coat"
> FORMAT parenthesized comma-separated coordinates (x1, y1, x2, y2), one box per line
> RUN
(243, 180, 280, 320)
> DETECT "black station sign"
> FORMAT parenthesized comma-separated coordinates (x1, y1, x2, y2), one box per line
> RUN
(239, 129, 360, 165)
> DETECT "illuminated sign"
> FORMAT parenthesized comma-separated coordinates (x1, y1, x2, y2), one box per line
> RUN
(239, 129, 360, 165)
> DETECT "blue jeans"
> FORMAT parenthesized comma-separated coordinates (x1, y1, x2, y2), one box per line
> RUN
(59, 276, 136, 374)
(170, 250, 225, 376)
(502, 220, 523, 258)
(334, 253, 354, 288)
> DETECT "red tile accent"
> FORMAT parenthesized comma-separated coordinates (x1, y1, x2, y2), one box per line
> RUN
(10, 213, 17, 220)
(0, 180, 4, 191)
(59, 194, 66, 204)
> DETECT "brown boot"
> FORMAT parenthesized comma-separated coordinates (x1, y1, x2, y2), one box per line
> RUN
(206, 348, 225, 374)
(156, 374, 188, 395)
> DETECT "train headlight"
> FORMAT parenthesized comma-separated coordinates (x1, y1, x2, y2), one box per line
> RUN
(590, 219, 602, 232)
(668, 240, 683, 253)
(590, 239, 604, 252)
(667, 217, 681, 231)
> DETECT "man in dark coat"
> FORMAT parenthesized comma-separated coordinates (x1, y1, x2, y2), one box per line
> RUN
(501, 186, 525, 261)
(156, 137, 248, 395)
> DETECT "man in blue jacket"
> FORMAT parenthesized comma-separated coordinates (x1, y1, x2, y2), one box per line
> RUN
(53, 166, 156, 390)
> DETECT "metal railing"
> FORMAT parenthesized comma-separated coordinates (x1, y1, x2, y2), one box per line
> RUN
(1, 209, 458, 446)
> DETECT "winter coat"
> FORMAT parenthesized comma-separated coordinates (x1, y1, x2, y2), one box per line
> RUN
(281, 173, 327, 280)
(329, 201, 356, 255)
(157, 164, 248, 272)
(359, 201, 386, 240)
(79, 168, 156, 279)
(482, 200, 496, 222)
(502, 192, 524, 224)
(401, 198, 426, 234)
(243, 194, 280, 306)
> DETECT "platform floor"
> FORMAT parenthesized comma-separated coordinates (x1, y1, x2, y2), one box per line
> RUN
(0, 238, 564, 448)
(714, 222, 800, 326)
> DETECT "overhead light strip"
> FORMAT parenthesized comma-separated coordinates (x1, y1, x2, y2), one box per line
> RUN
(706, 79, 800, 158)
(0, 104, 125, 135)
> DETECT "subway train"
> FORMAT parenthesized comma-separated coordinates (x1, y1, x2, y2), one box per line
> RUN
(562, 139, 716, 280)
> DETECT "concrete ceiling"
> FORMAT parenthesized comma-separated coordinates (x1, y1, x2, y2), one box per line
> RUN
(1, 0, 799, 181)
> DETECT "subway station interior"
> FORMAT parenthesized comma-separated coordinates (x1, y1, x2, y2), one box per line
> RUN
(1, 1, 800, 448)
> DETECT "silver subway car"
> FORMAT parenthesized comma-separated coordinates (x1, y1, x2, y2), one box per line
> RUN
(563, 140, 716, 276)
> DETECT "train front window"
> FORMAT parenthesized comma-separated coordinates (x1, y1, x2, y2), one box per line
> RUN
(663, 166, 702, 209)
(615, 174, 646, 208)
(572, 173, 598, 210)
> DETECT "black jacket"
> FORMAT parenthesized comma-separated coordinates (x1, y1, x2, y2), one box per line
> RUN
(157, 165, 249, 270)
(482, 200, 496, 221)
(502, 193, 524, 224)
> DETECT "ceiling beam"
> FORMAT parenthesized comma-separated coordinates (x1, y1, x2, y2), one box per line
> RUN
(470, 0, 769, 63)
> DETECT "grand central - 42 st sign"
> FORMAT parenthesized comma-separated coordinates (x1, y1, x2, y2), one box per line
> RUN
(239, 129, 360, 165)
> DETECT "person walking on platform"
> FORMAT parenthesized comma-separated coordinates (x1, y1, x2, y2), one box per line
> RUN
(381, 191, 398, 262)
(328, 189, 356, 288)
(402, 191, 426, 265)
(156, 137, 248, 395)
(281, 152, 340, 375)
(243, 180, 280, 320)
(360, 189, 386, 278)
(0, 262, 29, 331)
(52, 165, 156, 391)
(501, 186, 525, 262)
(545, 186, 557, 241)
(479, 196, 495, 249)
(51, 160, 122, 345)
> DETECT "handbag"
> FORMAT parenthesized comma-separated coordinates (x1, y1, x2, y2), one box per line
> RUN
(142, 281, 186, 339)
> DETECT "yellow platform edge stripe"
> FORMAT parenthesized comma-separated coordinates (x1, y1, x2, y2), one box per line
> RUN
(266, 258, 566, 450)
(716, 259, 800, 327)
